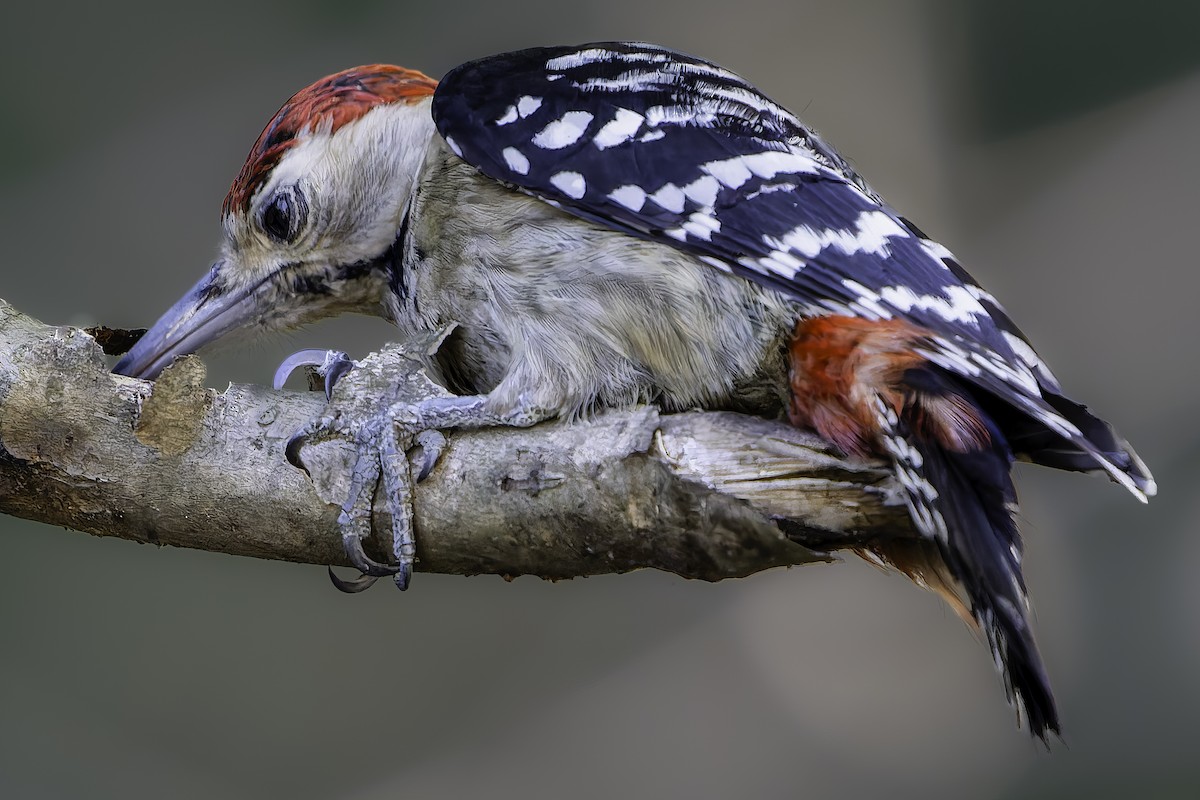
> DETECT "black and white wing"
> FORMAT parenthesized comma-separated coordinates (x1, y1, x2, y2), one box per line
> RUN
(431, 41, 1152, 498)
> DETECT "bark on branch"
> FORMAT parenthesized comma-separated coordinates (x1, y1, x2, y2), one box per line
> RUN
(0, 298, 913, 583)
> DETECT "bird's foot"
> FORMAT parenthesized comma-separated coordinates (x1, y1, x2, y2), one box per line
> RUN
(276, 346, 441, 592)
(272, 335, 547, 594)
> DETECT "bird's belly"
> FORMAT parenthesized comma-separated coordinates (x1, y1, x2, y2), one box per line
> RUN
(396, 151, 796, 418)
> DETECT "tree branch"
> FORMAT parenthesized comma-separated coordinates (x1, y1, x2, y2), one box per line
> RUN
(0, 298, 912, 582)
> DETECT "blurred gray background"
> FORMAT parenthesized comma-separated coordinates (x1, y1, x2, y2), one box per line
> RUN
(2, 1, 1197, 797)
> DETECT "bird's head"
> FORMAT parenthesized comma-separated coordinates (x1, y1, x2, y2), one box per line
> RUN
(114, 65, 439, 379)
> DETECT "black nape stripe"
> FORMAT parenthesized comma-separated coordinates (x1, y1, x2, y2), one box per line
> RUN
(382, 209, 411, 303)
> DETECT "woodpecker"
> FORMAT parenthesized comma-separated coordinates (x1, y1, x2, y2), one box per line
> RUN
(113, 42, 1155, 740)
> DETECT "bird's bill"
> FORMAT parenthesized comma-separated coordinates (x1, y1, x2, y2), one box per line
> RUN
(113, 261, 261, 380)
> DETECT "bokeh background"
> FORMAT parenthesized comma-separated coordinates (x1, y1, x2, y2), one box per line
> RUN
(2, 1, 1198, 797)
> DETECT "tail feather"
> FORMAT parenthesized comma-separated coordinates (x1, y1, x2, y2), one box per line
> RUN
(1040, 391, 1156, 497)
(871, 384, 1061, 740)
(915, 424, 1059, 738)
(975, 386, 1155, 498)
(784, 315, 1118, 738)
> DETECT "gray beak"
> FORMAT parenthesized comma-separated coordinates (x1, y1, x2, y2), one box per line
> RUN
(113, 260, 259, 379)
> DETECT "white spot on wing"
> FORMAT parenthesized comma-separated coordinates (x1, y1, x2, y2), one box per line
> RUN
(922, 338, 1045, 408)
(682, 213, 720, 241)
(742, 150, 820, 179)
(550, 171, 587, 199)
(546, 48, 622, 70)
(921, 239, 955, 262)
(918, 340, 982, 378)
(608, 185, 647, 211)
(495, 105, 518, 126)
(517, 96, 543, 117)
(502, 147, 529, 175)
(968, 350, 1040, 394)
(765, 210, 908, 261)
(879, 284, 985, 325)
(687, 212, 720, 233)
(850, 211, 909, 253)
(963, 282, 1002, 307)
(682, 176, 719, 207)
(593, 108, 645, 150)
(444, 136, 462, 157)
(1002, 331, 1044, 372)
(650, 183, 685, 213)
(545, 47, 772, 113)
(842, 279, 892, 319)
(704, 157, 753, 189)
(757, 252, 804, 278)
(533, 111, 594, 150)
(743, 181, 799, 201)
(644, 105, 716, 127)
(702, 149, 819, 191)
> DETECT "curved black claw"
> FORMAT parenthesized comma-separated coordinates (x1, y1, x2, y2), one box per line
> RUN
(274, 349, 332, 390)
(323, 357, 355, 399)
(393, 567, 411, 592)
(274, 349, 356, 400)
(284, 432, 310, 473)
(413, 429, 448, 482)
(343, 531, 404, 578)
(328, 567, 381, 594)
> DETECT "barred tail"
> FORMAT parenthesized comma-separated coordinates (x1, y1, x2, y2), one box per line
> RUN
(871, 373, 1060, 740)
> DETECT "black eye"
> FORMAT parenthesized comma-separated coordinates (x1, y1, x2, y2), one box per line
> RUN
(260, 187, 308, 243)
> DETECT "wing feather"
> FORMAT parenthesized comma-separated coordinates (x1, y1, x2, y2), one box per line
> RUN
(432, 41, 1152, 498)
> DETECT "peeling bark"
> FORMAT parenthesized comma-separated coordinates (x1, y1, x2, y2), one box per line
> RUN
(0, 298, 913, 583)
